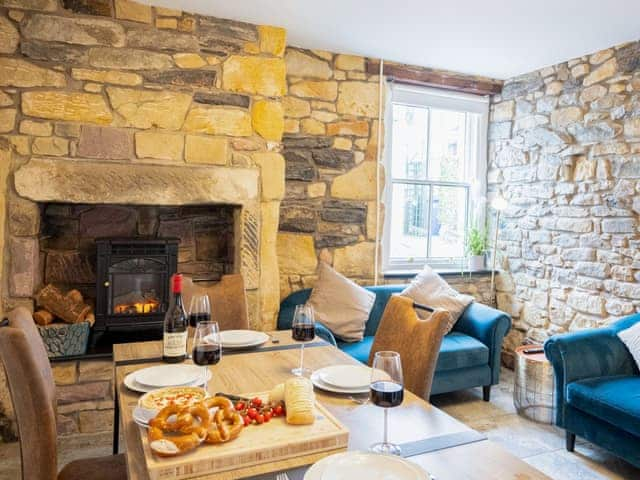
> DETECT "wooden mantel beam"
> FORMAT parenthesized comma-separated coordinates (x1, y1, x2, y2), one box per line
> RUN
(366, 59, 503, 96)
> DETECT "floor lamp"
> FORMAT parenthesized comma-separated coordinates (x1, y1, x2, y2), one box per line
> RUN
(490, 196, 507, 305)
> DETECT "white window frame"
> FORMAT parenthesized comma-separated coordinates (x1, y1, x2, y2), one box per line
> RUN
(382, 82, 489, 273)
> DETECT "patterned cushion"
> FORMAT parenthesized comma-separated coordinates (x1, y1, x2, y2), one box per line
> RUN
(618, 321, 640, 370)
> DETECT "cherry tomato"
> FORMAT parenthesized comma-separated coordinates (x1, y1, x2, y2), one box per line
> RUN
(243, 415, 251, 426)
(235, 402, 245, 411)
(256, 414, 265, 424)
(247, 407, 258, 419)
(264, 411, 272, 422)
(251, 397, 263, 408)
(274, 405, 284, 416)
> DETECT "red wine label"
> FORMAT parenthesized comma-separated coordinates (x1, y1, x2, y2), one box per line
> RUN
(163, 331, 187, 357)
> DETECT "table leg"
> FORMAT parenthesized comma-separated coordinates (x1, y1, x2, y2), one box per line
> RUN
(113, 394, 120, 454)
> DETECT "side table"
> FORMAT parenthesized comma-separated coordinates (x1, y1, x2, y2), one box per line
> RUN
(513, 344, 555, 424)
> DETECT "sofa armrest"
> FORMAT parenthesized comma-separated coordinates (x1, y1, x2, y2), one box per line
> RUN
(453, 302, 512, 385)
(314, 322, 337, 347)
(544, 321, 638, 427)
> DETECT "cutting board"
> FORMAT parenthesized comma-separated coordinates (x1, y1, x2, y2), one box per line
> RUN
(139, 392, 349, 480)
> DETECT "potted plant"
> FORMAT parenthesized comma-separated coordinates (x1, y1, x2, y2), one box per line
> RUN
(466, 226, 488, 271)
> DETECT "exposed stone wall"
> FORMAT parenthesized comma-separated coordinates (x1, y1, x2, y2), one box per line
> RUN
(0, 0, 287, 442)
(0, 0, 288, 330)
(488, 41, 640, 360)
(52, 359, 114, 437)
(277, 48, 382, 296)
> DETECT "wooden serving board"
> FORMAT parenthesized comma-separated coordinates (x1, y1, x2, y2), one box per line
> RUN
(139, 392, 349, 480)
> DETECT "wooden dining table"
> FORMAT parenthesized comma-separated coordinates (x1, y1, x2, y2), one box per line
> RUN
(114, 330, 550, 480)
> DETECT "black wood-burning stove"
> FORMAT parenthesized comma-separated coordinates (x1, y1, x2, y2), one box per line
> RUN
(94, 238, 179, 334)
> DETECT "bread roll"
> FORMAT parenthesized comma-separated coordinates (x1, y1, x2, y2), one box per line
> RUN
(284, 377, 315, 425)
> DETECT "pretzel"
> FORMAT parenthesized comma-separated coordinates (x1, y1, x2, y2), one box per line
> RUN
(203, 396, 244, 444)
(148, 403, 210, 457)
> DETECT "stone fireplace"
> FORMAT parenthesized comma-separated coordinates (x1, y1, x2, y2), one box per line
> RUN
(3, 156, 273, 329)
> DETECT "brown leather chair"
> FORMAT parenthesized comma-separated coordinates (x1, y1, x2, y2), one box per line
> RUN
(368, 295, 451, 399)
(0, 307, 126, 480)
(182, 274, 250, 330)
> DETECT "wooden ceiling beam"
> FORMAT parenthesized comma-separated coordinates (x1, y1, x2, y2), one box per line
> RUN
(366, 59, 503, 96)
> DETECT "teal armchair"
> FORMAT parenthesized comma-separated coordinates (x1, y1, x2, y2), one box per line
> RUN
(544, 314, 640, 468)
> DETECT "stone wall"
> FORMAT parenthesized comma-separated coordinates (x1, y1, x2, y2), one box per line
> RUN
(277, 48, 382, 296)
(488, 41, 640, 360)
(0, 0, 288, 330)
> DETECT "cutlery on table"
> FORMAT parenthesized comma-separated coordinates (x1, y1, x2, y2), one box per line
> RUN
(275, 472, 290, 480)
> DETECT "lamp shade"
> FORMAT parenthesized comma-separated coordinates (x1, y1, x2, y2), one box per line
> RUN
(491, 196, 508, 211)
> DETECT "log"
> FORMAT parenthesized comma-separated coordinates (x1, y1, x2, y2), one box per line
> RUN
(67, 289, 84, 304)
(33, 309, 54, 326)
(36, 284, 91, 324)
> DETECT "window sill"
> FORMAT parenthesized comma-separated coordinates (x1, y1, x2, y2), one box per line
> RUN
(383, 269, 498, 279)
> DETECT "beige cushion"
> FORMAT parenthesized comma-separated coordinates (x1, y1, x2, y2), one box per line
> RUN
(307, 262, 376, 342)
(401, 265, 474, 333)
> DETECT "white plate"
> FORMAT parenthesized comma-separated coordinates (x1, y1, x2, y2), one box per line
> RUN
(135, 364, 203, 388)
(304, 452, 429, 480)
(310, 371, 370, 394)
(219, 330, 270, 347)
(123, 369, 212, 394)
(132, 406, 156, 428)
(317, 365, 372, 389)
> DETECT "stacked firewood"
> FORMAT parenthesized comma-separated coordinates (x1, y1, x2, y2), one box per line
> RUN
(34, 284, 95, 327)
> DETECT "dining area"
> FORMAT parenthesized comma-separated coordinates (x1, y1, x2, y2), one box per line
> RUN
(0, 272, 549, 480)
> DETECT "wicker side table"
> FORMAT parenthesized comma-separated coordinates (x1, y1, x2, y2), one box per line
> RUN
(513, 345, 555, 424)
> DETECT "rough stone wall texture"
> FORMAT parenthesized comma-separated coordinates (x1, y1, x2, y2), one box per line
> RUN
(277, 48, 383, 297)
(488, 41, 640, 361)
(0, 0, 286, 441)
(0, 0, 287, 331)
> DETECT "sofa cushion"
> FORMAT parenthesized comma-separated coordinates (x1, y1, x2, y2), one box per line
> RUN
(307, 262, 375, 342)
(336, 332, 490, 371)
(336, 336, 375, 364)
(567, 375, 640, 438)
(401, 265, 474, 333)
(435, 332, 489, 371)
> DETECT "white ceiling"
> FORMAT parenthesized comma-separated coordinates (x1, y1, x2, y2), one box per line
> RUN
(142, 0, 640, 80)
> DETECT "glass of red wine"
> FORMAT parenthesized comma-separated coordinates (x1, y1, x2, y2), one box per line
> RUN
(291, 304, 315, 377)
(369, 351, 404, 455)
(192, 321, 221, 393)
(188, 294, 211, 358)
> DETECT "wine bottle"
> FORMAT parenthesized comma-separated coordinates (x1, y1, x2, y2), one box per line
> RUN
(163, 274, 188, 363)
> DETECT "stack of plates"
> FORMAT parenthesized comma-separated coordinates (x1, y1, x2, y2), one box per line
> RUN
(304, 452, 430, 480)
(124, 364, 212, 394)
(310, 365, 372, 394)
(218, 329, 270, 349)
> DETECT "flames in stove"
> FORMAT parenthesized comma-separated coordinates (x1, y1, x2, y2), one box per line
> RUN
(113, 290, 160, 315)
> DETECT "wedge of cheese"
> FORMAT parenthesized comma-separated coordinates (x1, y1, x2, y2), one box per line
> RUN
(284, 377, 315, 425)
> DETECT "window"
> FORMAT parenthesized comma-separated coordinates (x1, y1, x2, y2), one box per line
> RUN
(383, 83, 489, 272)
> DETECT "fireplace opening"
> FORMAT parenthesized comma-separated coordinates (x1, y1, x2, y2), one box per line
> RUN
(94, 238, 178, 334)
(35, 203, 238, 349)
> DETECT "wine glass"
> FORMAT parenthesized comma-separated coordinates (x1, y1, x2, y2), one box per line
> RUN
(192, 321, 221, 393)
(369, 351, 404, 455)
(188, 294, 211, 358)
(291, 304, 315, 377)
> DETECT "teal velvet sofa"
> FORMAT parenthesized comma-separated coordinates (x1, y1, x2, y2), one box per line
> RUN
(277, 284, 511, 400)
(544, 314, 640, 468)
